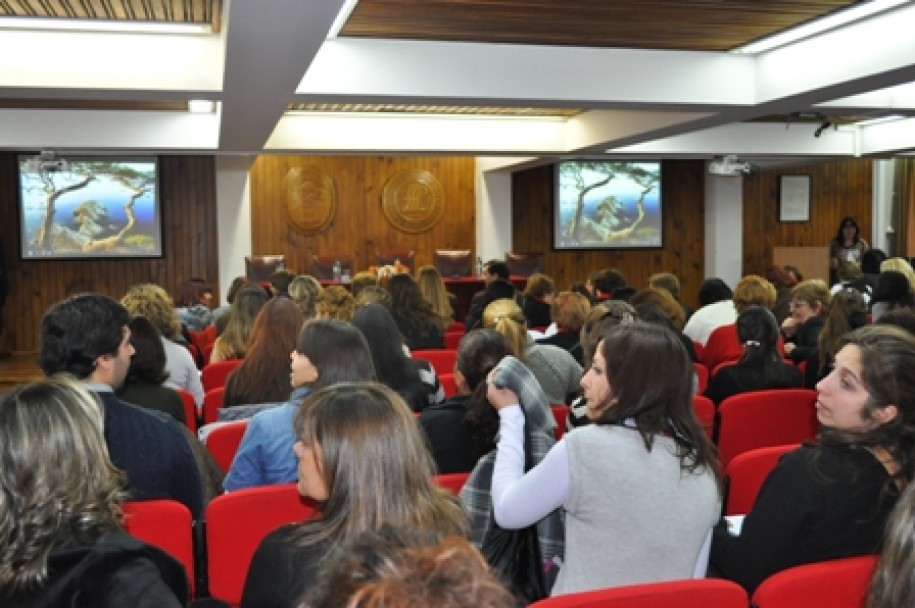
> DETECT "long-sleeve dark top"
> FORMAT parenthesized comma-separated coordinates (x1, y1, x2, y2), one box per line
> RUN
(116, 379, 186, 425)
(703, 361, 802, 406)
(787, 316, 824, 364)
(710, 443, 898, 594)
(419, 395, 478, 474)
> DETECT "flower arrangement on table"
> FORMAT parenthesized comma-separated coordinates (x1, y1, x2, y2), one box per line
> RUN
(368, 261, 411, 285)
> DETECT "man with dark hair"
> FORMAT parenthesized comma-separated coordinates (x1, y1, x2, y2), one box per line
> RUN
(587, 268, 629, 302)
(39, 293, 204, 518)
(683, 277, 736, 346)
(465, 260, 520, 330)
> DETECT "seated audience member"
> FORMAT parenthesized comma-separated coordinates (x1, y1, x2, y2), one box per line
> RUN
(268, 269, 297, 298)
(649, 271, 694, 321)
(522, 273, 555, 329)
(459, 356, 565, 594)
(701, 274, 778, 371)
(287, 274, 323, 320)
(210, 284, 269, 363)
(305, 525, 514, 608)
(222, 297, 306, 410)
(420, 329, 513, 474)
(39, 294, 204, 519)
(703, 307, 801, 406)
(869, 480, 915, 608)
(174, 277, 215, 331)
(804, 288, 868, 388)
(683, 278, 735, 346)
(0, 376, 188, 607)
(387, 273, 446, 350)
(314, 285, 355, 321)
(861, 248, 887, 291)
(352, 304, 444, 412)
(465, 260, 512, 331)
(349, 271, 379, 299)
(830, 260, 872, 304)
(880, 257, 915, 291)
(224, 319, 375, 491)
(566, 301, 638, 429)
(630, 287, 687, 330)
(417, 265, 457, 328)
(876, 307, 915, 336)
(213, 275, 249, 332)
(784, 264, 804, 284)
(483, 298, 582, 405)
(764, 265, 797, 325)
(116, 315, 185, 425)
(711, 325, 915, 594)
(537, 291, 591, 364)
(354, 284, 392, 310)
(241, 383, 467, 608)
(781, 279, 831, 365)
(467, 279, 521, 334)
(586, 268, 629, 303)
(870, 270, 914, 323)
(489, 323, 720, 596)
(632, 301, 697, 362)
(121, 283, 205, 406)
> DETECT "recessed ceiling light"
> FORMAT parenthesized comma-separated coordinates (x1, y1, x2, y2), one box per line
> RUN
(188, 100, 217, 114)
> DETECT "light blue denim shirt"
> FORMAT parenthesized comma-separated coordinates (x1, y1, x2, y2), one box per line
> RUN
(223, 386, 311, 491)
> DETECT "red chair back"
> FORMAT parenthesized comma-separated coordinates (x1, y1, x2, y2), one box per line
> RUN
(750, 555, 877, 608)
(175, 388, 198, 433)
(716, 389, 818, 466)
(203, 386, 226, 424)
(551, 404, 569, 440)
(691, 395, 715, 440)
(123, 500, 196, 596)
(443, 331, 464, 350)
(206, 420, 249, 473)
(205, 484, 320, 606)
(433, 472, 470, 495)
(438, 372, 459, 398)
(412, 349, 458, 375)
(201, 359, 242, 393)
(445, 321, 465, 334)
(693, 362, 709, 394)
(724, 443, 799, 515)
(529, 578, 748, 607)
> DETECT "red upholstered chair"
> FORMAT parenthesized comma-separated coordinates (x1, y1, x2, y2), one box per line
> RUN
(504, 251, 544, 277)
(438, 372, 459, 398)
(205, 420, 249, 473)
(691, 395, 716, 440)
(433, 249, 473, 278)
(206, 484, 320, 606)
(724, 443, 799, 515)
(375, 250, 416, 272)
(175, 388, 198, 433)
(310, 255, 354, 281)
(551, 404, 570, 440)
(123, 500, 196, 597)
(716, 389, 818, 466)
(445, 321, 465, 334)
(443, 330, 464, 350)
(412, 349, 458, 375)
(528, 578, 748, 607)
(201, 359, 242, 392)
(693, 362, 709, 394)
(750, 555, 878, 608)
(202, 387, 226, 425)
(433, 472, 470, 495)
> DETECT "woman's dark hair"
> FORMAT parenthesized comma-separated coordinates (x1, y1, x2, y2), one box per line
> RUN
(458, 329, 513, 459)
(594, 323, 720, 480)
(833, 216, 861, 244)
(873, 270, 914, 309)
(296, 318, 376, 389)
(125, 315, 169, 385)
(876, 308, 915, 337)
(386, 274, 440, 339)
(352, 305, 426, 411)
(816, 288, 868, 376)
(697, 278, 732, 306)
(734, 306, 796, 382)
(862, 248, 888, 275)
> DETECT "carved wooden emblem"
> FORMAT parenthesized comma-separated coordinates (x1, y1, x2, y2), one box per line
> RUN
(284, 165, 336, 234)
(382, 169, 444, 233)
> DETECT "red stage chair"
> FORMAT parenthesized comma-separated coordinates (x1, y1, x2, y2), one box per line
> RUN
(724, 443, 799, 515)
(433, 249, 473, 278)
(206, 484, 320, 606)
(412, 349, 458, 375)
(206, 420, 249, 473)
(175, 388, 198, 433)
(201, 359, 242, 393)
(529, 578, 748, 607)
(202, 387, 226, 425)
(310, 255, 354, 281)
(691, 395, 716, 440)
(375, 250, 416, 272)
(438, 372, 459, 398)
(750, 555, 877, 608)
(551, 404, 569, 440)
(716, 389, 818, 466)
(504, 251, 544, 277)
(433, 472, 470, 495)
(123, 499, 196, 597)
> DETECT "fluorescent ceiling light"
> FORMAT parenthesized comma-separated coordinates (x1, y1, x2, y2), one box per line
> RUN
(0, 17, 211, 35)
(327, 0, 360, 39)
(188, 100, 217, 114)
(732, 0, 910, 54)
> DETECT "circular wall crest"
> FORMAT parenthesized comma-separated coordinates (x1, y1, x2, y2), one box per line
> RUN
(284, 165, 336, 234)
(382, 169, 444, 233)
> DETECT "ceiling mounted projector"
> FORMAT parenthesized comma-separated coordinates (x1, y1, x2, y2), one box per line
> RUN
(24, 151, 69, 174)
(708, 155, 752, 176)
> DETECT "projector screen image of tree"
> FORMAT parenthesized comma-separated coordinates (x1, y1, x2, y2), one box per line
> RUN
(555, 160, 662, 250)
(19, 157, 161, 259)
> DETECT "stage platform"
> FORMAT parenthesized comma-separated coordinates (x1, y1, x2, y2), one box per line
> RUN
(0, 353, 44, 395)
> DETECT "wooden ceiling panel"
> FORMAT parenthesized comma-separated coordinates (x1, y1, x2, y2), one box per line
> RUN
(0, 0, 222, 32)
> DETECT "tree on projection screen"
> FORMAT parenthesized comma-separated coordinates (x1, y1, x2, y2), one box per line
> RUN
(554, 160, 662, 250)
(19, 157, 162, 259)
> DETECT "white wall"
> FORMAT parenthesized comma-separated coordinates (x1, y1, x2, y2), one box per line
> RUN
(214, 155, 254, 303)
(704, 171, 744, 289)
(475, 157, 517, 265)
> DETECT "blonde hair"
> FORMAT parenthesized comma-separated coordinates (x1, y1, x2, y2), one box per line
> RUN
(350, 272, 379, 298)
(629, 287, 685, 329)
(733, 274, 777, 314)
(416, 265, 454, 328)
(288, 275, 324, 319)
(121, 283, 182, 340)
(317, 286, 356, 321)
(482, 298, 527, 359)
(881, 258, 915, 291)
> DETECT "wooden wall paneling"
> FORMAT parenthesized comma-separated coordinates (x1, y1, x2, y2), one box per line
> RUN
(0, 154, 218, 353)
(742, 159, 872, 280)
(897, 158, 915, 257)
(510, 160, 706, 308)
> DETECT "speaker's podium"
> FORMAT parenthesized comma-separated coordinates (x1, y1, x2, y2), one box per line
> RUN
(773, 247, 830, 283)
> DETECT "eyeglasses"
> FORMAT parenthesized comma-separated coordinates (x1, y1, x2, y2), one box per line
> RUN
(788, 301, 810, 309)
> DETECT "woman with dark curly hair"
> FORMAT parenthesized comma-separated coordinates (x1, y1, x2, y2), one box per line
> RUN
(386, 273, 445, 350)
(0, 376, 188, 606)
